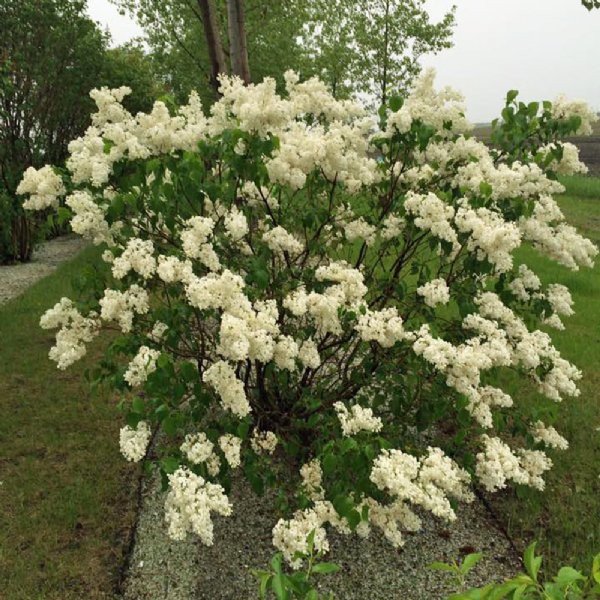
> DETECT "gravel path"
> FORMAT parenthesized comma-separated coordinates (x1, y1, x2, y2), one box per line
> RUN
(0, 235, 88, 305)
(122, 471, 520, 600)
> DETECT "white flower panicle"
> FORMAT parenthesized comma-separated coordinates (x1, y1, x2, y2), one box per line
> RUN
(552, 94, 598, 136)
(202, 361, 251, 417)
(508, 264, 541, 301)
(148, 321, 168, 343)
(404, 191, 458, 247)
(224, 206, 249, 240)
(454, 205, 521, 273)
(17, 165, 65, 210)
(124, 346, 161, 387)
(370, 447, 473, 525)
(298, 339, 321, 369)
(251, 430, 278, 455)
(165, 467, 232, 544)
(334, 402, 383, 436)
(99, 285, 149, 332)
(300, 460, 325, 501)
(262, 225, 304, 256)
(112, 238, 157, 279)
(540, 142, 588, 176)
(386, 68, 470, 137)
(66, 190, 112, 244)
(119, 421, 151, 462)
(272, 506, 329, 567)
(355, 307, 407, 348)
(157, 255, 193, 284)
(181, 432, 215, 465)
(40, 298, 100, 369)
(475, 435, 553, 492)
(181, 216, 220, 271)
(417, 278, 450, 308)
(531, 421, 569, 450)
(218, 434, 242, 468)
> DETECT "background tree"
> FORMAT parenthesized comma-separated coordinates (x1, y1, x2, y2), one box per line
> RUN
(0, 0, 107, 262)
(0, 0, 164, 264)
(301, 0, 455, 104)
(115, 0, 455, 106)
(114, 0, 309, 103)
(102, 42, 167, 114)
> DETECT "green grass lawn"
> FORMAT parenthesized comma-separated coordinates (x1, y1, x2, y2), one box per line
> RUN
(0, 246, 138, 600)
(493, 176, 600, 573)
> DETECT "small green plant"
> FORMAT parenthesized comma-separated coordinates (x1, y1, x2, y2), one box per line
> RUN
(429, 552, 484, 592)
(431, 543, 600, 599)
(253, 531, 339, 599)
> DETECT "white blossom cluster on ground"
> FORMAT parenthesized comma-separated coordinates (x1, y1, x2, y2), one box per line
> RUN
(19, 68, 597, 566)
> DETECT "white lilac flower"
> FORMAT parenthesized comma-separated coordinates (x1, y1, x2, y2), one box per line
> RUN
(120, 421, 151, 462)
(164, 467, 232, 543)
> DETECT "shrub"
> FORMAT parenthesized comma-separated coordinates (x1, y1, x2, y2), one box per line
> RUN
(431, 543, 600, 599)
(18, 71, 598, 565)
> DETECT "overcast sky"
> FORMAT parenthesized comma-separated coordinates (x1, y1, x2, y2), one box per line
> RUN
(87, 0, 600, 122)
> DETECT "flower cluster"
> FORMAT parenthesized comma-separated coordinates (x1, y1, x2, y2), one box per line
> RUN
(119, 421, 151, 462)
(417, 278, 450, 308)
(334, 402, 383, 436)
(475, 435, 553, 492)
(124, 346, 160, 387)
(17, 165, 65, 210)
(164, 467, 232, 544)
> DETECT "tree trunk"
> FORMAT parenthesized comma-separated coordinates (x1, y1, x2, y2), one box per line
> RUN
(227, 0, 251, 83)
(380, 0, 390, 106)
(197, 0, 228, 93)
(11, 212, 33, 262)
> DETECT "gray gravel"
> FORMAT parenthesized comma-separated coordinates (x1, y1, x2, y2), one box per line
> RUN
(122, 471, 520, 600)
(0, 234, 88, 304)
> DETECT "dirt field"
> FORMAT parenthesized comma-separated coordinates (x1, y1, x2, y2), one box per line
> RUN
(571, 135, 600, 174)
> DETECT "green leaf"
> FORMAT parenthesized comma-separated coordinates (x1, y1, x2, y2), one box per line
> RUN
(312, 562, 341, 575)
(512, 584, 529, 600)
(160, 456, 179, 474)
(131, 397, 145, 414)
(388, 95, 403, 113)
(554, 566, 585, 587)
(179, 361, 198, 382)
(332, 494, 354, 519)
(322, 453, 338, 475)
(592, 554, 600, 584)
(479, 181, 493, 197)
(506, 89, 519, 105)
(428, 561, 456, 573)
(162, 415, 178, 437)
(157, 353, 170, 369)
(271, 552, 283, 575)
(56, 206, 72, 225)
(271, 573, 287, 600)
(260, 573, 271, 598)
(527, 101, 539, 118)
(307, 529, 316, 554)
(523, 542, 542, 582)
(155, 403, 169, 420)
(460, 552, 483, 575)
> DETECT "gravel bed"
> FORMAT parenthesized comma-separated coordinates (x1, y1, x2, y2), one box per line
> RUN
(122, 471, 520, 600)
(0, 235, 88, 305)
